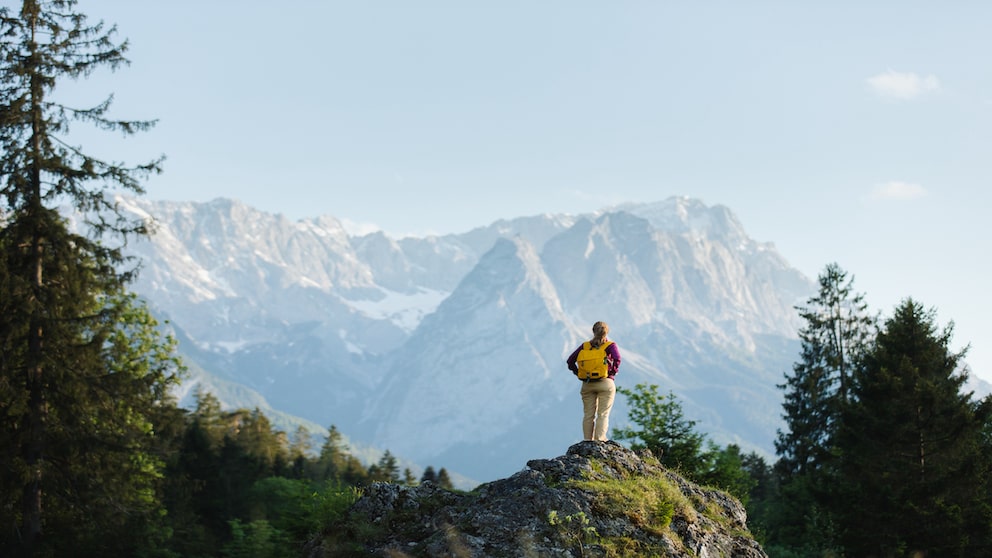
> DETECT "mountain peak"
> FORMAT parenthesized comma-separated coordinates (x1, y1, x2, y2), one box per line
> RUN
(611, 196, 749, 242)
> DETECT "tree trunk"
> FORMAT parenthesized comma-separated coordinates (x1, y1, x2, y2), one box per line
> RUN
(22, 222, 45, 552)
(22, 13, 47, 546)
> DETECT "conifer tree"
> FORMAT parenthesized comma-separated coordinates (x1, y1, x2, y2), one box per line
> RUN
(697, 444, 756, 503)
(835, 299, 992, 556)
(771, 263, 873, 551)
(288, 426, 312, 479)
(317, 425, 347, 481)
(436, 468, 455, 490)
(167, 410, 221, 554)
(371, 450, 400, 483)
(420, 465, 438, 484)
(0, 1, 175, 554)
(776, 263, 874, 477)
(192, 387, 226, 448)
(0, 214, 182, 555)
(233, 408, 288, 472)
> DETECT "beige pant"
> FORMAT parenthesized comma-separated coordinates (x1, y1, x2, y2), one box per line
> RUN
(580, 378, 616, 441)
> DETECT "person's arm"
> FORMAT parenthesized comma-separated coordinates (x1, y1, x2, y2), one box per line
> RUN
(606, 343, 621, 378)
(566, 346, 581, 374)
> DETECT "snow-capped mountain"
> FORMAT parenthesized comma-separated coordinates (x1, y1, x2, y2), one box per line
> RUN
(114, 195, 815, 484)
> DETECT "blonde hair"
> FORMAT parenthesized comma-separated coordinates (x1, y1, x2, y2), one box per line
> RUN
(591, 321, 609, 347)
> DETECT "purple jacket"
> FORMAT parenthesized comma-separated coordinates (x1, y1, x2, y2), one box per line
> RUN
(566, 341, 621, 379)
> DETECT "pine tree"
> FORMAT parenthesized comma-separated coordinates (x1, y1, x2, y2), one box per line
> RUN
(232, 408, 288, 473)
(288, 426, 312, 479)
(436, 468, 455, 490)
(420, 465, 438, 484)
(0, 216, 182, 555)
(166, 410, 221, 555)
(697, 444, 756, 504)
(0, 1, 175, 554)
(191, 387, 226, 448)
(776, 263, 874, 477)
(739, 452, 778, 548)
(771, 263, 873, 552)
(835, 299, 992, 556)
(370, 450, 400, 483)
(317, 425, 346, 481)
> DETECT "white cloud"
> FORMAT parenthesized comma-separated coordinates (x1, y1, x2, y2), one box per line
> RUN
(870, 181, 927, 201)
(867, 70, 940, 100)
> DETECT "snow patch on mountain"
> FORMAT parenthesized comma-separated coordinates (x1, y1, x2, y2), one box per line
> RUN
(337, 329, 365, 355)
(208, 339, 252, 354)
(345, 287, 449, 332)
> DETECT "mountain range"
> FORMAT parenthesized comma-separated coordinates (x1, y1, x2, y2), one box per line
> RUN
(106, 195, 837, 485)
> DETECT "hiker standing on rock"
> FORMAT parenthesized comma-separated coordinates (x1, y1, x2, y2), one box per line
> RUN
(566, 321, 621, 442)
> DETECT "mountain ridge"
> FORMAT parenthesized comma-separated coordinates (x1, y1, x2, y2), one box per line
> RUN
(111, 194, 815, 484)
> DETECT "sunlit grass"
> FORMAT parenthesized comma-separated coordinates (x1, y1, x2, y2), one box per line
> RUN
(569, 473, 696, 537)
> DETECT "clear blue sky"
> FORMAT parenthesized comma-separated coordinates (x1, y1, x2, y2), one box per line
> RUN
(61, 1, 992, 381)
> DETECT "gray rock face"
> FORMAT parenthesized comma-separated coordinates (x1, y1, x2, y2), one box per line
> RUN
(308, 442, 767, 557)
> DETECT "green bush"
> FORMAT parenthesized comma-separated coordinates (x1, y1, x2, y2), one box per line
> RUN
(221, 519, 292, 558)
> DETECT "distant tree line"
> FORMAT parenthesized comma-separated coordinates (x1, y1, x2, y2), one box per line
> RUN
(157, 389, 455, 558)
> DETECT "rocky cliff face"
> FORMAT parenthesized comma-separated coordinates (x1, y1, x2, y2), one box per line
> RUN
(308, 442, 767, 557)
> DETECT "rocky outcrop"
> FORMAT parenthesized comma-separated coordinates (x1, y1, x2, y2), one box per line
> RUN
(307, 441, 767, 557)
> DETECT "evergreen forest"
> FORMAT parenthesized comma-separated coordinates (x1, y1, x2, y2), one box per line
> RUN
(2, 2, 991, 557)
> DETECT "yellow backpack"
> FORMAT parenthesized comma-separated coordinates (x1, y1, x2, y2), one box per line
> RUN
(576, 341, 614, 380)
